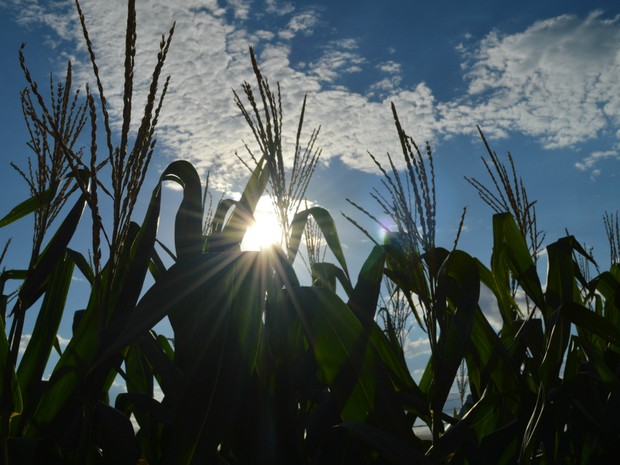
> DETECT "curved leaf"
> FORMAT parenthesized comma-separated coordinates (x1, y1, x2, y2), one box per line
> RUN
(162, 160, 203, 260)
(221, 156, 270, 247)
(288, 206, 349, 279)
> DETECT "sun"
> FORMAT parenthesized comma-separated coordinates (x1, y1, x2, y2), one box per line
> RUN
(241, 197, 283, 251)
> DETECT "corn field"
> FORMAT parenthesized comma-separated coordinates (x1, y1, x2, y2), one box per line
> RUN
(1, 2, 620, 464)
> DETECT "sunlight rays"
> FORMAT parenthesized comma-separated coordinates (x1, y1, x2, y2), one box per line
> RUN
(241, 196, 283, 251)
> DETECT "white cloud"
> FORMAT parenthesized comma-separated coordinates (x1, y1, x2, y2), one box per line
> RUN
(403, 336, 431, 359)
(266, 0, 295, 16)
(57, 334, 71, 348)
(300, 38, 366, 83)
(5, 2, 620, 192)
(286, 9, 320, 36)
(19, 334, 31, 354)
(575, 149, 620, 180)
(377, 60, 401, 75)
(226, 0, 251, 21)
(447, 11, 620, 148)
(19, 333, 71, 355)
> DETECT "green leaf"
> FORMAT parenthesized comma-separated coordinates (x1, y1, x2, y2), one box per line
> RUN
(279, 286, 376, 422)
(14, 254, 74, 431)
(116, 392, 174, 427)
(562, 301, 620, 347)
(136, 333, 182, 403)
(475, 258, 518, 332)
(66, 248, 94, 284)
(288, 206, 350, 279)
(492, 213, 545, 310)
(162, 160, 203, 260)
(520, 386, 545, 465)
(431, 250, 480, 418)
(17, 194, 86, 311)
(162, 252, 267, 464)
(340, 421, 435, 465)
(97, 252, 245, 365)
(430, 393, 510, 462)
(545, 236, 583, 310)
(0, 317, 22, 420)
(539, 237, 583, 385)
(0, 182, 58, 228)
(348, 245, 385, 324)
(94, 402, 141, 465)
(222, 156, 270, 247)
(125, 342, 154, 396)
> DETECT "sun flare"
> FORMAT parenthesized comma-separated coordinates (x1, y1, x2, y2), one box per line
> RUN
(241, 197, 283, 251)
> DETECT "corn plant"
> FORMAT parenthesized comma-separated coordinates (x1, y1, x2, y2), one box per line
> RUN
(604, 210, 620, 265)
(2, 1, 620, 464)
(1, 0, 174, 462)
(233, 48, 322, 256)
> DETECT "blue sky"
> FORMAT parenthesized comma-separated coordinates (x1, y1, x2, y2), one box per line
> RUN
(1, 0, 620, 383)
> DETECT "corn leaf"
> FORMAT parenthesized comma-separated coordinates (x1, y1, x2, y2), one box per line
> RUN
(0, 182, 58, 228)
(288, 206, 350, 280)
(340, 421, 435, 465)
(14, 254, 74, 431)
(492, 213, 544, 310)
(280, 286, 376, 422)
(162, 160, 203, 260)
(348, 245, 385, 324)
(0, 317, 22, 420)
(94, 401, 141, 465)
(17, 194, 86, 311)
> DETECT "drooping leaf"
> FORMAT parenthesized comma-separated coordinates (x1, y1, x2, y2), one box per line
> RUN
(562, 301, 620, 347)
(288, 206, 350, 279)
(66, 248, 94, 285)
(162, 160, 203, 260)
(221, 156, 270, 247)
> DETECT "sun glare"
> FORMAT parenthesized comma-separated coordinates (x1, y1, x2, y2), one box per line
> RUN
(241, 197, 283, 251)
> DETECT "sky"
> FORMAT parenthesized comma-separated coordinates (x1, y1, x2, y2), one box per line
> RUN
(1, 0, 620, 391)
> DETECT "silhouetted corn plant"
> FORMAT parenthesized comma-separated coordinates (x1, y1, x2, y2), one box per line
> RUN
(345, 103, 481, 445)
(12, 60, 87, 264)
(344, 103, 437, 329)
(0, 0, 175, 462)
(466, 127, 545, 267)
(378, 276, 413, 351)
(3, 1, 620, 464)
(604, 210, 620, 265)
(233, 47, 322, 255)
